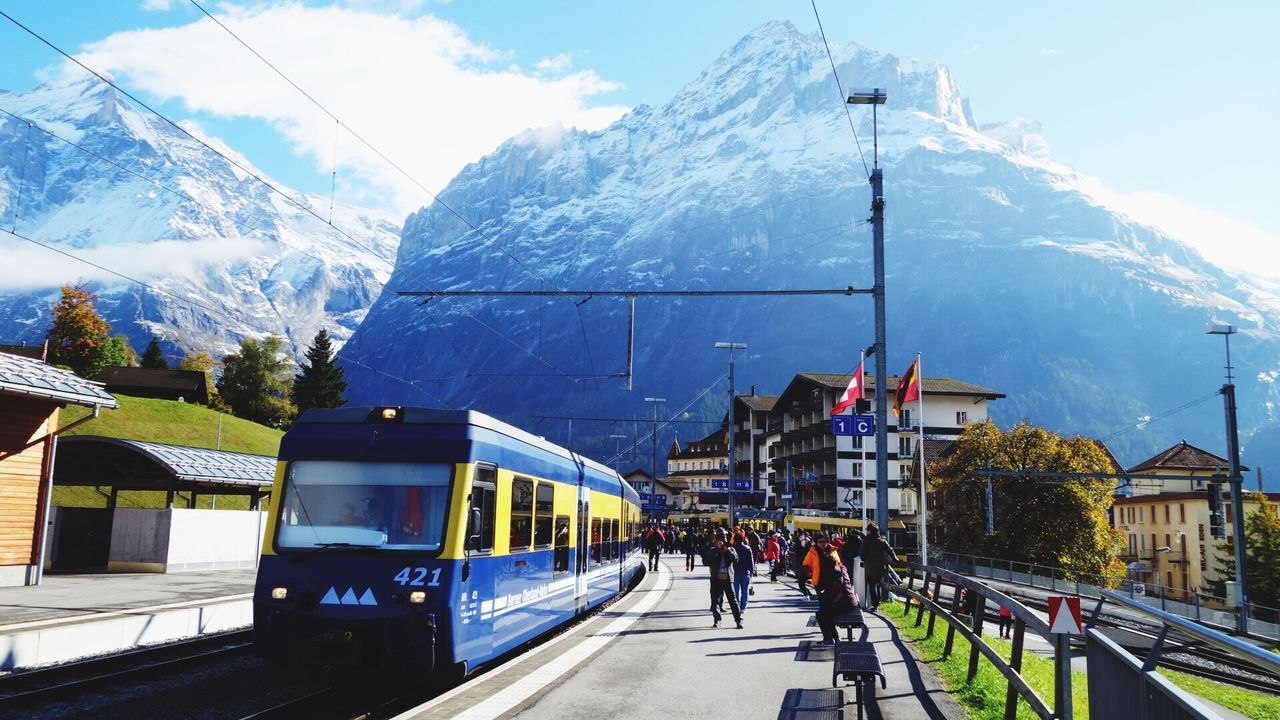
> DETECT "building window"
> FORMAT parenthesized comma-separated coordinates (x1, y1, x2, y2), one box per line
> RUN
(1179, 503, 1185, 523)
(956, 411, 968, 425)
(899, 437, 913, 457)
(851, 462, 863, 478)
(899, 409, 912, 428)
(899, 465, 911, 481)
(1140, 534, 1145, 550)
(1138, 507, 1144, 523)
(851, 435, 863, 449)
(1164, 505, 1170, 524)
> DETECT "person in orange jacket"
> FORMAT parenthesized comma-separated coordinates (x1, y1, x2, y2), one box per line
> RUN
(803, 533, 843, 645)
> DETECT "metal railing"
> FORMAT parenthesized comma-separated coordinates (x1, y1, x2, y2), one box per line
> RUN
(936, 551, 1280, 641)
(891, 563, 1060, 720)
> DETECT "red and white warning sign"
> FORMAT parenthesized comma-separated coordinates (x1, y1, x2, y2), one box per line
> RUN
(1048, 596, 1083, 634)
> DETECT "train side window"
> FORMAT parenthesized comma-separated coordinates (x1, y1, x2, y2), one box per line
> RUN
(590, 518, 602, 562)
(609, 519, 619, 561)
(510, 477, 534, 551)
(534, 482, 554, 547)
(472, 467, 496, 553)
(553, 515, 570, 574)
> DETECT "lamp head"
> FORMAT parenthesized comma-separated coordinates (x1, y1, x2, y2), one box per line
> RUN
(1205, 324, 1237, 335)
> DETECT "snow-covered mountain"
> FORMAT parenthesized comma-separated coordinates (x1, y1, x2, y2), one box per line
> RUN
(0, 74, 400, 360)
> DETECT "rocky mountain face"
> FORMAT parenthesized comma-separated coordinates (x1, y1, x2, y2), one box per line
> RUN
(0, 75, 401, 361)
(340, 21, 1280, 477)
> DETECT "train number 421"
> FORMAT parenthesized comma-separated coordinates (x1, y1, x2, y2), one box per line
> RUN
(393, 567, 442, 587)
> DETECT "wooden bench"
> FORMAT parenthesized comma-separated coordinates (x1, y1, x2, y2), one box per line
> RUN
(832, 642, 886, 720)
(832, 608, 866, 641)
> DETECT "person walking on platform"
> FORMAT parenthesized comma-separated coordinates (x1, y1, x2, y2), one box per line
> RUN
(803, 533, 842, 645)
(765, 532, 781, 582)
(793, 533, 813, 600)
(643, 524, 665, 571)
(707, 530, 743, 628)
(682, 527, 698, 571)
(731, 532, 755, 613)
(859, 523, 895, 612)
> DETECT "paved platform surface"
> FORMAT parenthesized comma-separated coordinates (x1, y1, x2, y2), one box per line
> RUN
(401, 557, 961, 720)
(0, 568, 256, 629)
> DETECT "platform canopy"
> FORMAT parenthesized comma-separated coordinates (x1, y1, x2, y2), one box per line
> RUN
(53, 435, 276, 502)
(0, 351, 118, 408)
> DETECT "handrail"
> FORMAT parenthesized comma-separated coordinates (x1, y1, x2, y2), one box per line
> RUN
(1099, 590, 1280, 676)
(908, 562, 1053, 640)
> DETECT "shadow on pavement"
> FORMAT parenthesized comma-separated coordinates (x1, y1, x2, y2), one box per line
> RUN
(776, 687, 845, 719)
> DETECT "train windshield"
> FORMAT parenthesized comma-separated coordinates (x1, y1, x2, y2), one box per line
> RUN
(275, 461, 452, 551)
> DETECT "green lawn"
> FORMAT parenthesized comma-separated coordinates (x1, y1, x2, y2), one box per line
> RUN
(885, 599, 1280, 720)
(54, 394, 281, 511)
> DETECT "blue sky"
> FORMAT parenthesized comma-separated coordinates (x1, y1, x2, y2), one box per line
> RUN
(1, 1, 1276, 265)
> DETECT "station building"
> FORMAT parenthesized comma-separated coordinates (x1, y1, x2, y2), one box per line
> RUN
(0, 350, 118, 586)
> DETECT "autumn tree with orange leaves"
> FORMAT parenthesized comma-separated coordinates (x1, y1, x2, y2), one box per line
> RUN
(46, 283, 135, 378)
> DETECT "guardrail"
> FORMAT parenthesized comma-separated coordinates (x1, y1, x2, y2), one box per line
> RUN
(936, 551, 1280, 642)
(891, 563, 1060, 720)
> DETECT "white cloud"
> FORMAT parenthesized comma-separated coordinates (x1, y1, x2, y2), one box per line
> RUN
(1077, 178, 1280, 280)
(0, 236, 269, 291)
(535, 53, 572, 73)
(140, 0, 174, 11)
(962, 44, 980, 56)
(76, 4, 628, 215)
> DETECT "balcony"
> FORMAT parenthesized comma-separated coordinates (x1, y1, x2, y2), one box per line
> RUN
(781, 423, 828, 445)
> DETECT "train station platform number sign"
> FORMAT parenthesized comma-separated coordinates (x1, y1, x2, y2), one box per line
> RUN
(832, 415, 875, 436)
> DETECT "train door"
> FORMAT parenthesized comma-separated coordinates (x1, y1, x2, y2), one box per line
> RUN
(574, 484, 590, 611)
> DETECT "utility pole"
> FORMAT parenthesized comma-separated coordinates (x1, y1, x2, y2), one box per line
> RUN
(849, 88, 889, 530)
(716, 342, 747, 529)
(644, 397, 666, 482)
(1207, 324, 1249, 633)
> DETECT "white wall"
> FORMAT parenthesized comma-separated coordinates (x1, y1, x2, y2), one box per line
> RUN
(109, 508, 267, 573)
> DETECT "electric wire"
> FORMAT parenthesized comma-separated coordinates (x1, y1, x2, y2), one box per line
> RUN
(604, 370, 729, 467)
(810, 0, 871, 178)
(1100, 390, 1223, 443)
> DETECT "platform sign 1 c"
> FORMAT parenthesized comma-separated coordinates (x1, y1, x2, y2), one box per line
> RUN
(1048, 596, 1083, 634)
(833, 415, 876, 436)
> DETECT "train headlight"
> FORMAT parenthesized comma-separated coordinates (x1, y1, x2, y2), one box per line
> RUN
(271, 587, 288, 600)
(408, 591, 426, 604)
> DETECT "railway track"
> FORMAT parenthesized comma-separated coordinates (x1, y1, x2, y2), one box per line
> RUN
(0, 629, 254, 707)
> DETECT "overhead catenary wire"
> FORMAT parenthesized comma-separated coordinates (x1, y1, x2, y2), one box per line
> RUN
(810, 0, 871, 178)
(1100, 390, 1223, 443)
(603, 370, 729, 468)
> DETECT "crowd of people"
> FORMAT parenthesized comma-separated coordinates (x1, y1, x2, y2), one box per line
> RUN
(640, 520, 899, 643)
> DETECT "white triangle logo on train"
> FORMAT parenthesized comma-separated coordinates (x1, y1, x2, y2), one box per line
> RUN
(320, 587, 341, 605)
(340, 587, 360, 605)
(358, 588, 377, 606)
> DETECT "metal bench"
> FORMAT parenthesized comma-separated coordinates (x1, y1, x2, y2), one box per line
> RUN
(832, 608, 865, 641)
(832, 642, 886, 720)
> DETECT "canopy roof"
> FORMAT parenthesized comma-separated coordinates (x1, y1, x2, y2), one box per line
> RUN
(54, 435, 275, 493)
(0, 351, 118, 408)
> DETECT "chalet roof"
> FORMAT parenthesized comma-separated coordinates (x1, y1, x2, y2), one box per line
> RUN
(794, 373, 1004, 398)
(736, 394, 779, 412)
(94, 366, 207, 393)
(1128, 440, 1244, 474)
(0, 351, 118, 409)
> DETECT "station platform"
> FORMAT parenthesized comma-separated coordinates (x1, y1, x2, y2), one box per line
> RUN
(396, 558, 962, 720)
(0, 568, 256, 671)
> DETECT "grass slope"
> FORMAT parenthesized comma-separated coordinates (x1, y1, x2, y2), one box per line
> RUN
(55, 395, 282, 510)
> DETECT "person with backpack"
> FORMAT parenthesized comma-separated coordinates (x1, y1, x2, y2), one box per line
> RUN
(643, 524, 665, 571)
(802, 533, 843, 645)
(731, 531, 755, 613)
(859, 522, 895, 612)
(706, 529, 743, 629)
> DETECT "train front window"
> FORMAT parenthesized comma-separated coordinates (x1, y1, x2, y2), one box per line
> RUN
(276, 461, 452, 551)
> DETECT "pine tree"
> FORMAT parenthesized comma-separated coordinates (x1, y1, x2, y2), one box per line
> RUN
(291, 329, 347, 414)
(1245, 499, 1280, 607)
(141, 336, 169, 369)
(46, 283, 111, 377)
(217, 335, 296, 428)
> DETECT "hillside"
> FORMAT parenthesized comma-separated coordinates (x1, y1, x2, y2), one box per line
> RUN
(54, 395, 282, 510)
(59, 394, 283, 456)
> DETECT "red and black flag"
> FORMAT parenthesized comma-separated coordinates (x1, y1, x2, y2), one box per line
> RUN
(892, 359, 920, 416)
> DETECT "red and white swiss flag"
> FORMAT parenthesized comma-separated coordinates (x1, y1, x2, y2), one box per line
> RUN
(830, 361, 864, 417)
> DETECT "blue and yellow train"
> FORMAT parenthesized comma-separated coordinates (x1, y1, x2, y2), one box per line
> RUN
(253, 407, 646, 679)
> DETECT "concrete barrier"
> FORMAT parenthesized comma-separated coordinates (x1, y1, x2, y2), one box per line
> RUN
(0, 593, 252, 671)
(108, 508, 266, 573)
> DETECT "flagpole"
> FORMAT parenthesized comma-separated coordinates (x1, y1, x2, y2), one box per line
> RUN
(916, 351, 927, 564)
(860, 350, 868, 528)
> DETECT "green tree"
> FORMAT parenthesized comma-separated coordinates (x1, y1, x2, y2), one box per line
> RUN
(291, 328, 347, 415)
(178, 351, 227, 410)
(1206, 494, 1280, 606)
(931, 420, 1125, 582)
(216, 335, 296, 428)
(91, 334, 137, 377)
(46, 283, 112, 377)
(141, 336, 169, 369)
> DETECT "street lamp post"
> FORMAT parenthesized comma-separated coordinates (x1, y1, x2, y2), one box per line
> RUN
(716, 342, 747, 529)
(1207, 323, 1249, 633)
(848, 88, 889, 530)
(644, 397, 667, 482)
